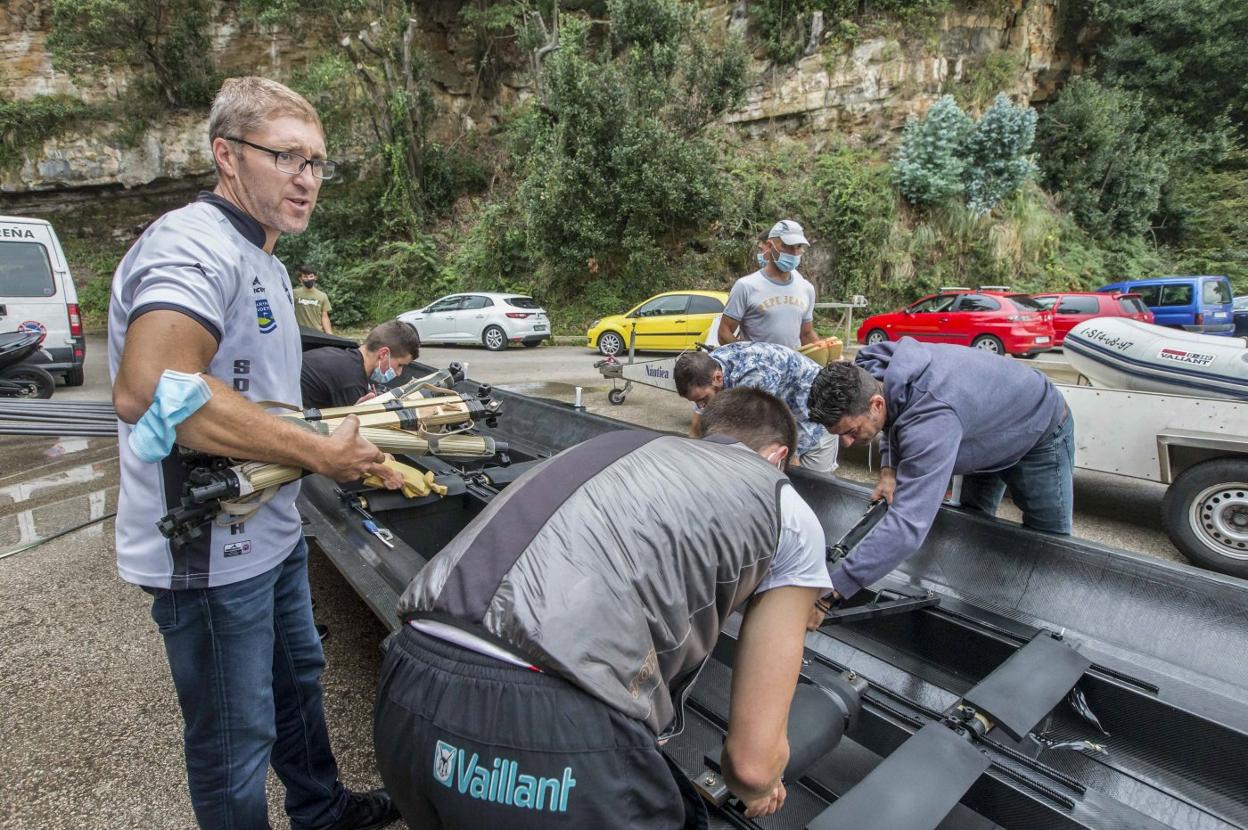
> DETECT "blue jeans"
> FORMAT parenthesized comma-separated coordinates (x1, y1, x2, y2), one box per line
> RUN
(144, 538, 347, 830)
(959, 413, 1075, 534)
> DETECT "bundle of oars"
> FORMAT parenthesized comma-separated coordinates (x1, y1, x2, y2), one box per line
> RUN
(158, 383, 507, 543)
(218, 395, 505, 499)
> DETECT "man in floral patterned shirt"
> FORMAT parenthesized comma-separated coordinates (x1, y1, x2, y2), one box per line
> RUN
(675, 342, 839, 473)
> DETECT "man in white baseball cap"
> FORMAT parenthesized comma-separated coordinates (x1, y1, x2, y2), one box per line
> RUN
(718, 219, 818, 350)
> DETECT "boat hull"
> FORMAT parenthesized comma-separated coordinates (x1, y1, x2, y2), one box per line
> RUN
(1065, 318, 1248, 400)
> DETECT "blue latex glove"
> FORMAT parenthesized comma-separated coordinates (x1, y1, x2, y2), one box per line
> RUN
(128, 370, 212, 463)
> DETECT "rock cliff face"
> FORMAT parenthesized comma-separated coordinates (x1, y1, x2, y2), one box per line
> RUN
(1, 0, 1080, 196)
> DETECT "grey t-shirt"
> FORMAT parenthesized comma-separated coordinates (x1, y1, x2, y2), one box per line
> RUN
(108, 197, 304, 590)
(722, 269, 816, 349)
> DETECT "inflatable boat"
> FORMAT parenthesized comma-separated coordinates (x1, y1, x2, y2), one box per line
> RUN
(1064, 317, 1248, 400)
(291, 365, 1248, 830)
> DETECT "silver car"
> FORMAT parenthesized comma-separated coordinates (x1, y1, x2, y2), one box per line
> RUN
(399, 292, 551, 351)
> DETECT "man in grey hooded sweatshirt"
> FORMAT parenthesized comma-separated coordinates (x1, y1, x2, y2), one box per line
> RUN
(806, 337, 1073, 600)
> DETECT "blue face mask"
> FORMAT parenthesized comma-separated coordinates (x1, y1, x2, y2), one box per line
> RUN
(371, 351, 397, 385)
(774, 252, 801, 273)
(128, 370, 212, 463)
(756, 253, 767, 269)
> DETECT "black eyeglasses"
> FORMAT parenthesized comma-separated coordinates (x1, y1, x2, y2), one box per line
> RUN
(225, 136, 337, 180)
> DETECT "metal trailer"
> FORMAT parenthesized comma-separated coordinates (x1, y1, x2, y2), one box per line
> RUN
(1058, 383, 1248, 578)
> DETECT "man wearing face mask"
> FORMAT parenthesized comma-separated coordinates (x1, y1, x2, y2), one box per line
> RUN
(718, 220, 819, 350)
(301, 319, 420, 409)
(293, 264, 334, 333)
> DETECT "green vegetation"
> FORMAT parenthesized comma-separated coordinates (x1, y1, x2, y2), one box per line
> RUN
(34, 0, 1248, 334)
(48, 0, 218, 108)
(0, 95, 95, 170)
(892, 93, 1036, 216)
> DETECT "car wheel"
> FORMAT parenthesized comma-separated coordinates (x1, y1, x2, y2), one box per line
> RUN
(865, 329, 888, 345)
(64, 366, 85, 386)
(482, 325, 508, 351)
(971, 335, 1005, 355)
(1162, 459, 1248, 579)
(1, 365, 56, 399)
(597, 331, 624, 356)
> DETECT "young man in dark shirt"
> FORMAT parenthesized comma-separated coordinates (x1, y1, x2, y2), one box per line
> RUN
(300, 320, 420, 409)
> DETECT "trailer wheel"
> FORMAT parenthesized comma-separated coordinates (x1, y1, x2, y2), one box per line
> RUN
(1162, 458, 1248, 578)
(64, 366, 85, 387)
(608, 388, 627, 405)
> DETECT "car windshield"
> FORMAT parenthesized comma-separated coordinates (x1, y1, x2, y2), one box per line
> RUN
(506, 296, 540, 309)
(1031, 296, 1057, 310)
(0, 242, 56, 298)
(1006, 294, 1045, 310)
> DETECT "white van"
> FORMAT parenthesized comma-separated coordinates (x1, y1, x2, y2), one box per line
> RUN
(0, 216, 85, 386)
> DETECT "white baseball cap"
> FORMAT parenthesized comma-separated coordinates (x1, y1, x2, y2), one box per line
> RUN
(768, 219, 810, 247)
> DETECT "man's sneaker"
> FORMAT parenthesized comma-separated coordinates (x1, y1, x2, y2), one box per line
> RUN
(324, 789, 399, 830)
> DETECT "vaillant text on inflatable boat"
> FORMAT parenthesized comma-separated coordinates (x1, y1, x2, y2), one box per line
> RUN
(1158, 348, 1215, 367)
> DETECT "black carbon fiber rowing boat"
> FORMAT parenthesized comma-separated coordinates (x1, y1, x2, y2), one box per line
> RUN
(298, 363, 1248, 830)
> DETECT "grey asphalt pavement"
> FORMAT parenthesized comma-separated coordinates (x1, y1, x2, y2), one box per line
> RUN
(0, 334, 1181, 829)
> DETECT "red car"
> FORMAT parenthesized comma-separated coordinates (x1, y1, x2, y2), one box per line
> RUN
(857, 289, 1055, 356)
(1031, 292, 1154, 347)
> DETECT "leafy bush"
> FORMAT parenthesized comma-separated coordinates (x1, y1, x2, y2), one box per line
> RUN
(1090, 0, 1248, 139)
(514, 3, 746, 299)
(0, 95, 95, 169)
(892, 95, 972, 206)
(961, 93, 1036, 216)
(810, 147, 896, 298)
(1034, 77, 1175, 238)
(49, 0, 218, 108)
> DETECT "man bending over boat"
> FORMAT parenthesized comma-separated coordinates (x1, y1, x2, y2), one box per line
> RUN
(375, 388, 831, 828)
(675, 341, 840, 473)
(807, 337, 1073, 604)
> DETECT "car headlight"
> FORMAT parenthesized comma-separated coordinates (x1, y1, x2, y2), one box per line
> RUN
(589, 319, 601, 329)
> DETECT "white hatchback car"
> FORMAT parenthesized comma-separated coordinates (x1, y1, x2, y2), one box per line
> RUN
(399, 292, 551, 351)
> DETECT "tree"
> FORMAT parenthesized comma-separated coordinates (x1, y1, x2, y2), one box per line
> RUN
(48, 0, 217, 108)
(961, 93, 1036, 216)
(1034, 77, 1175, 238)
(514, 1, 748, 295)
(1091, 0, 1248, 138)
(892, 95, 972, 207)
(243, 0, 440, 230)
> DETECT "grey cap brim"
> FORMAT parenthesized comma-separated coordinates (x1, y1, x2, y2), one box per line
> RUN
(776, 231, 810, 246)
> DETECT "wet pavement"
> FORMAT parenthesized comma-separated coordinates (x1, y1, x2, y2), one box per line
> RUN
(0, 334, 1182, 829)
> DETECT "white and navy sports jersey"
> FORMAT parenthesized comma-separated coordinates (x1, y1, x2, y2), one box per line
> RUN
(108, 193, 303, 589)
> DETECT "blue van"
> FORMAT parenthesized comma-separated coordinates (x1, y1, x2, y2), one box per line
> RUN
(1097, 276, 1235, 336)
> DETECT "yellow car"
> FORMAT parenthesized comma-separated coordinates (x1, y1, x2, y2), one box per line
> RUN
(586, 290, 730, 356)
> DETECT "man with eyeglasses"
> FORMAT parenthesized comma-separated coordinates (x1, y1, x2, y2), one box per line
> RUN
(717, 220, 820, 350)
(109, 77, 401, 830)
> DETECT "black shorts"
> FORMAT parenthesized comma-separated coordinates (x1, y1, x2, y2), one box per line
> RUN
(374, 626, 706, 829)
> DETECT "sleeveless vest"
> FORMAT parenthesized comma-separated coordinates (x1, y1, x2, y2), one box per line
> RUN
(398, 430, 788, 736)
